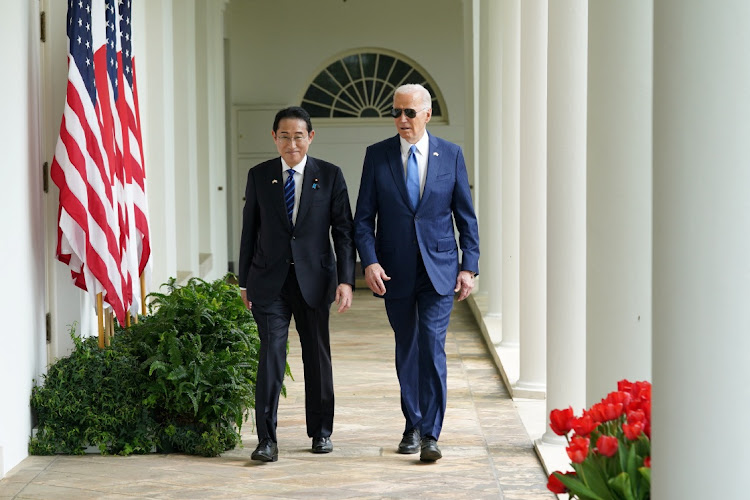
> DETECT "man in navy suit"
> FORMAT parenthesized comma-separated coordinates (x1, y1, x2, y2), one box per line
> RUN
(239, 107, 355, 462)
(354, 84, 480, 462)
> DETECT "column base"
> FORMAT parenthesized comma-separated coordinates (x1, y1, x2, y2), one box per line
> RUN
(512, 379, 546, 400)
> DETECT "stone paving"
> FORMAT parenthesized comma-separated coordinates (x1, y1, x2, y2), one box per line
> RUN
(0, 290, 553, 499)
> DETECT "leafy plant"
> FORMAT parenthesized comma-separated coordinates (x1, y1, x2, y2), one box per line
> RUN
(124, 275, 266, 456)
(29, 326, 156, 455)
(29, 274, 282, 457)
(547, 380, 651, 500)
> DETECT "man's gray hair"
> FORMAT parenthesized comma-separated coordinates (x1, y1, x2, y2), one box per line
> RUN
(394, 84, 432, 109)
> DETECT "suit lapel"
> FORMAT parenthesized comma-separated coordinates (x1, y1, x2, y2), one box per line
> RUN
(264, 158, 290, 229)
(386, 135, 412, 211)
(295, 157, 319, 227)
(418, 133, 442, 211)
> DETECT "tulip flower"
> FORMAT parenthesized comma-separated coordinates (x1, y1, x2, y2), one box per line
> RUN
(566, 436, 590, 464)
(596, 435, 619, 457)
(549, 406, 576, 436)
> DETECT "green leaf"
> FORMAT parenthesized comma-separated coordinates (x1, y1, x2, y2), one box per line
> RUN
(609, 472, 635, 500)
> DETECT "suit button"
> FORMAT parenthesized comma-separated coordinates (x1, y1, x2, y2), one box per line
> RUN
(292, 236, 296, 240)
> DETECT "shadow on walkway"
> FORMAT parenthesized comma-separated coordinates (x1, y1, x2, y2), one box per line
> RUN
(0, 290, 552, 499)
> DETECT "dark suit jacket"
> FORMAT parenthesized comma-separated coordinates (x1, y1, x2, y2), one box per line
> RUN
(238, 156, 355, 308)
(354, 133, 479, 299)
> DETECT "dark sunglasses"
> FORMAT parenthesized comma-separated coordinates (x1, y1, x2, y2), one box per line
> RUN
(390, 107, 426, 119)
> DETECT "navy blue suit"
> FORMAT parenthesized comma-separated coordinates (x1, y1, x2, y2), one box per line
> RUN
(354, 133, 479, 440)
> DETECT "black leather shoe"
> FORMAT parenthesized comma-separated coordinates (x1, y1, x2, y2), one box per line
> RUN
(251, 438, 278, 462)
(312, 436, 333, 454)
(420, 436, 442, 462)
(397, 428, 420, 454)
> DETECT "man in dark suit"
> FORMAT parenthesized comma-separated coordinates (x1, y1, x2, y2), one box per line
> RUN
(239, 106, 355, 462)
(354, 84, 479, 463)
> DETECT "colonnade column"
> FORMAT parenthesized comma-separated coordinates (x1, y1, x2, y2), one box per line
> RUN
(477, 0, 503, 328)
(172, 0, 199, 281)
(515, 0, 547, 400)
(543, 0, 587, 436)
(653, 2, 750, 497)
(586, 1, 652, 404)
(500, 0, 520, 348)
(135, 0, 178, 289)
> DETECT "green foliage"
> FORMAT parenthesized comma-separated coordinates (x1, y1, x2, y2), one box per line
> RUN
(29, 327, 156, 455)
(29, 274, 282, 457)
(126, 275, 261, 456)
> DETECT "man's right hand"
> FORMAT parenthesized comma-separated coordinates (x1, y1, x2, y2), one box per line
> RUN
(240, 288, 252, 310)
(364, 263, 391, 296)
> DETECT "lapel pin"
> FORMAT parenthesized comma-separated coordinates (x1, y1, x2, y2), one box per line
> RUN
(433, 152, 439, 157)
(272, 179, 278, 184)
(312, 178, 320, 190)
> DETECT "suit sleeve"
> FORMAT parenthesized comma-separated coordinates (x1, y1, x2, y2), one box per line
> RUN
(353, 146, 379, 268)
(330, 166, 356, 286)
(238, 168, 258, 288)
(451, 147, 480, 274)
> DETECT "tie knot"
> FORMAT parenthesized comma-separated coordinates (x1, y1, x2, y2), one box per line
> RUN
(409, 145, 417, 155)
(287, 169, 296, 178)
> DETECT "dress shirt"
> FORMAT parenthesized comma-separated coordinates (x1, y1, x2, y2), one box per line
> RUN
(400, 134, 429, 197)
(281, 155, 307, 224)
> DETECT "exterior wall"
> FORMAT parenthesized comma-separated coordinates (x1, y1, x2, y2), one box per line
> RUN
(225, 0, 467, 265)
(0, 0, 48, 478)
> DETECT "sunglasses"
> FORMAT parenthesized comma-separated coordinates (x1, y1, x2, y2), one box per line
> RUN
(390, 107, 427, 119)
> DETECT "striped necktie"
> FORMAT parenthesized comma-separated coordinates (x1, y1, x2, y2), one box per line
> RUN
(284, 169, 295, 227)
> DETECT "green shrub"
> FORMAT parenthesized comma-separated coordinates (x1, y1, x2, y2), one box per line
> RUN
(29, 327, 156, 455)
(29, 274, 284, 457)
(126, 275, 263, 456)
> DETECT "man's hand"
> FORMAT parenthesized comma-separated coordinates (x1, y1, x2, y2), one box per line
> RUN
(454, 271, 475, 301)
(240, 288, 252, 310)
(364, 263, 391, 296)
(335, 283, 353, 313)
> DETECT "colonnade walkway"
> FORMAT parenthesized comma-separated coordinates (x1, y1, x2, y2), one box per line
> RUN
(0, 290, 552, 499)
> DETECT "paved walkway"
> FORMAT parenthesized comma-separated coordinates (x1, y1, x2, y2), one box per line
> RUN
(0, 290, 553, 499)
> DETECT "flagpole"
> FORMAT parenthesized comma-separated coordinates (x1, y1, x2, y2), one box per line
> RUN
(96, 293, 104, 349)
(140, 273, 147, 316)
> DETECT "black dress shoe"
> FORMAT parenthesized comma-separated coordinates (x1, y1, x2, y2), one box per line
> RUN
(397, 428, 420, 454)
(251, 438, 278, 462)
(420, 436, 442, 462)
(312, 436, 333, 453)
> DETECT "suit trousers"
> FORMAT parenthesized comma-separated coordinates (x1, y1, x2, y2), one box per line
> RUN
(251, 265, 334, 442)
(384, 254, 454, 440)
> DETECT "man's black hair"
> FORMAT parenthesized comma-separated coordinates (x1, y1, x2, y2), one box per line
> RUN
(273, 106, 313, 134)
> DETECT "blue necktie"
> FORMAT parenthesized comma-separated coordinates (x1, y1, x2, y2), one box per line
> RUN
(284, 169, 295, 227)
(406, 145, 420, 210)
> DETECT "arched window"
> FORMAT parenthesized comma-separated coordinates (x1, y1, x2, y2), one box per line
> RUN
(301, 49, 447, 122)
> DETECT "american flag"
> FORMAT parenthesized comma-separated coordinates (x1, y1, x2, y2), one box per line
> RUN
(51, 0, 150, 324)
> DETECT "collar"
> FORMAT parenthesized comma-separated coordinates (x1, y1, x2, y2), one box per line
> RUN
(281, 155, 307, 175)
(400, 133, 429, 157)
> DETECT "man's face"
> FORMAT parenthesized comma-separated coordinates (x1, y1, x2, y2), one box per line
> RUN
(272, 118, 314, 166)
(393, 91, 432, 144)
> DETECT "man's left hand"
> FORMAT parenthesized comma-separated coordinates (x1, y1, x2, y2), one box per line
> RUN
(335, 283, 353, 313)
(454, 271, 475, 301)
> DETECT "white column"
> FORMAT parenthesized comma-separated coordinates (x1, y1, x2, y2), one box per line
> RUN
(515, 0, 547, 400)
(500, 0, 520, 348)
(653, 2, 750, 498)
(544, 0, 587, 433)
(586, 1, 652, 405)
(194, 0, 212, 274)
(477, 0, 503, 323)
(172, 0, 199, 280)
(136, 0, 178, 289)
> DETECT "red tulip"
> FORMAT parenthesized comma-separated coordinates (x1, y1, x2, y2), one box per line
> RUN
(622, 422, 644, 440)
(549, 407, 576, 436)
(547, 472, 568, 494)
(572, 414, 597, 436)
(618, 379, 634, 393)
(605, 390, 632, 407)
(643, 456, 651, 468)
(596, 435, 619, 457)
(627, 409, 646, 425)
(566, 436, 590, 464)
